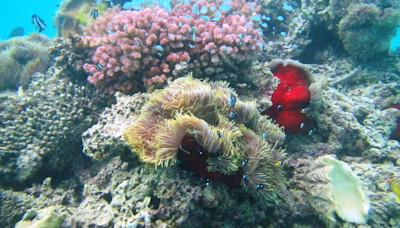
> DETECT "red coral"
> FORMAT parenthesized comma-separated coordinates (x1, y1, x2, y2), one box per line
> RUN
(262, 64, 312, 134)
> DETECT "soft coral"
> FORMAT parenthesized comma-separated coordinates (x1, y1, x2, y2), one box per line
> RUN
(263, 63, 312, 134)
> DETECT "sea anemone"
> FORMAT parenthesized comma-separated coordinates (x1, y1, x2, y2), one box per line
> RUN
(338, 3, 400, 59)
(124, 74, 286, 199)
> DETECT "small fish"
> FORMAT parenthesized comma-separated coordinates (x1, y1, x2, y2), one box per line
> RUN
(277, 104, 282, 109)
(391, 178, 400, 203)
(155, 45, 163, 51)
(217, 131, 223, 138)
(242, 174, 248, 180)
(256, 184, 263, 190)
(300, 122, 305, 129)
(242, 158, 249, 167)
(229, 111, 236, 119)
(147, 85, 156, 93)
(96, 63, 103, 70)
(301, 108, 309, 114)
(276, 158, 290, 167)
(91, 9, 99, 19)
(8, 27, 24, 38)
(229, 93, 236, 107)
(262, 133, 267, 139)
(308, 128, 316, 136)
(212, 10, 221, 21)
(101, 0, 114, 6)
(275, 161, 284, 167)
(31, 14, 46, 33)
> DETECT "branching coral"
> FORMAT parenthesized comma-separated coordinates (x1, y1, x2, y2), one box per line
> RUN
(338, 3, 400, 59)
(124, 74, 285, 198)
(82, 0, 264, 94)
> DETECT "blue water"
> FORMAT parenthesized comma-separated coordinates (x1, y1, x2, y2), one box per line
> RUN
(0, 0, 59, 40)
(391, 27, 400, 51)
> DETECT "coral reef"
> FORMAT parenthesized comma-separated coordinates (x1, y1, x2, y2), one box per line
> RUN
(0, 33, 53, 91)
(82, 0, 264, 93)
(257, 1, 313, 60)
(257, 0, 400, 63)
(288, 154, 400, 227)
(53, 0, 103, 38)
(281, 59, 400, 158)
(82, 92, 149, 160)
(1, 155, 293, 228)
(338, 3, 400, 59)
(306, 155, 370, 224)
(124, 75, 286, 197)
(2, 0, 400, 227)
(15, 206, 66, 228)
(392, 177, 400, 203)
(0, 68, 107, 185)
(385, 104, 400, 141)
(49, 34, 93, 80)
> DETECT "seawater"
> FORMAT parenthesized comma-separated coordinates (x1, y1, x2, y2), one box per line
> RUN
(0, 0, 58, 40)
(391, 27, 400, 51)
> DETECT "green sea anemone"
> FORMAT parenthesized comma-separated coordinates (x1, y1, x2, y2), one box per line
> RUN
(338, 3, 400, 59)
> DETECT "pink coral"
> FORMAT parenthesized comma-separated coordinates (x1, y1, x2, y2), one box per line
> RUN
(82, 0, 264, 94)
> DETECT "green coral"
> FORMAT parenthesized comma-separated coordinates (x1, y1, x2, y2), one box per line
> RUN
(338, 3, 400, 59)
